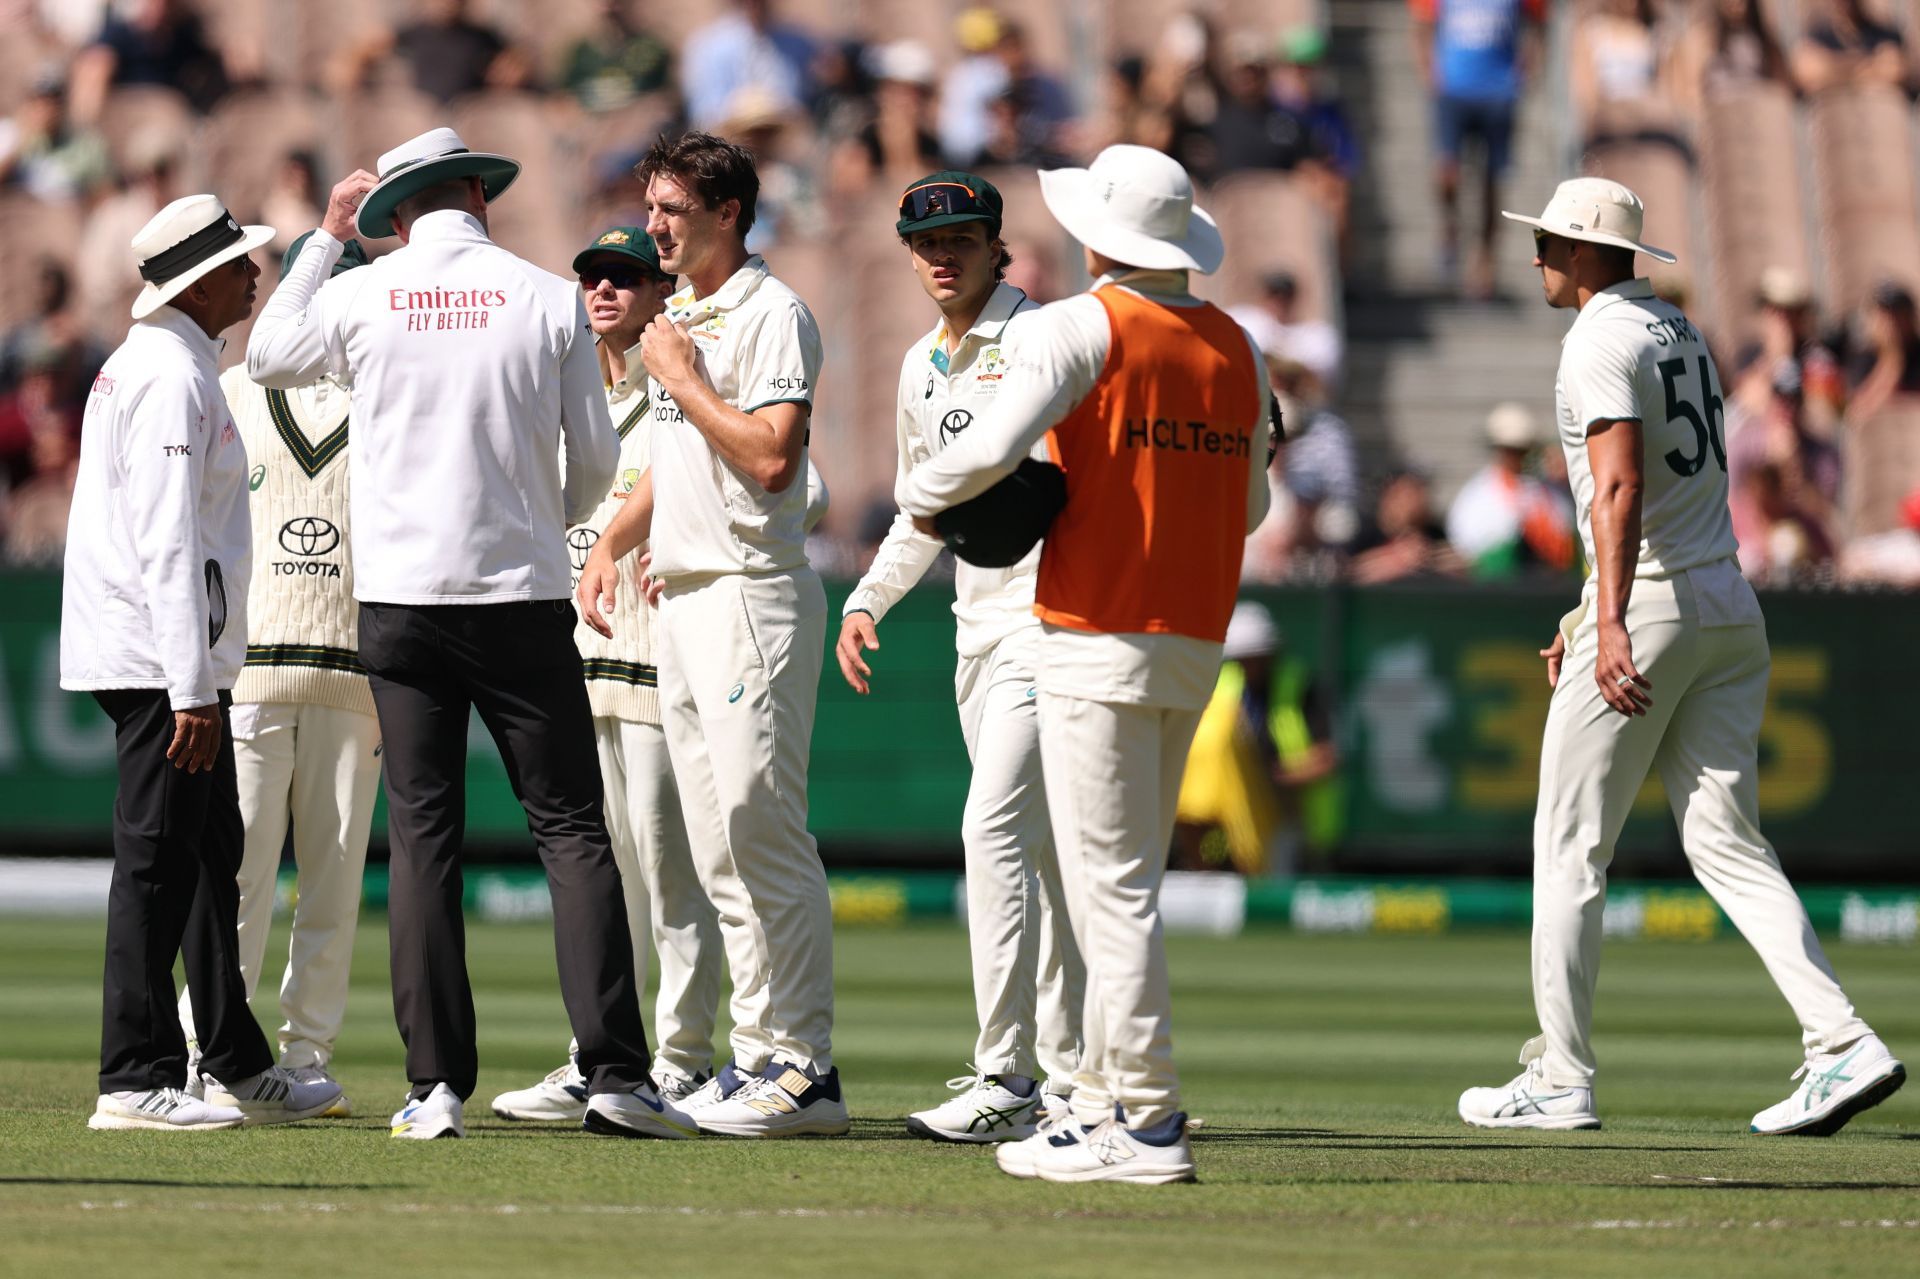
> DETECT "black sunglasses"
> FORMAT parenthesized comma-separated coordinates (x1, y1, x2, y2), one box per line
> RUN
(1532, 228, 1561, 254)
(898, 181, 995, 224)
(579, 264, 661, 290)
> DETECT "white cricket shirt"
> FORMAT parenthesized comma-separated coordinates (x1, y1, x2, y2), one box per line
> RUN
(897, 270, 1273, 710)
(1556, 279, 1740, 579)
(247, 214, 617, 603)
(845, 282, 1048, 659)
(645, 255, 823, 586)
(61, 305, 251, 709)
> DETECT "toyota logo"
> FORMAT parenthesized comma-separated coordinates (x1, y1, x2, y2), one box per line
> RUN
(939, 409, 972, 443)
(278, 516, 340, 557)
(567, 527, 599, 570)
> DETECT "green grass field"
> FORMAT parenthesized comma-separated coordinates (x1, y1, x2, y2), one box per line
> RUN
(2, 916, 1916, 1278)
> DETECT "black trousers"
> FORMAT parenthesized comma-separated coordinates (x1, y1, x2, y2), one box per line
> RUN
(95, 689, 274, 1093)
(358, 600, 652, 1101)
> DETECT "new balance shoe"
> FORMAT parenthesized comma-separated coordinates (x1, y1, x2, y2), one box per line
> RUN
(491, 1059, 588, 1122)
(694, 1061, 851, 1137)
(1459, 1037, 1601, 1131)
(906, 1068, 1043, 1143)
(203, 1064, 343, 1125)
(1028, 1111, 1198, 1185)
(89, 1088, 244, 1132)
(676, 1061, 755, 1113)
(285, 1064, 352, 1118)
(391, 1082, 464, 1139)
(653, 1069, 711, 1106)
(1751, 1034, 1906, 1136)
(995, 1109, 1084, 1180)
(583, 1083, 700, 1140)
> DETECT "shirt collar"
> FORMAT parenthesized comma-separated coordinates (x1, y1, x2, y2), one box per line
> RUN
(928, 282, 1030, 366)
(404, 209, 490, 244)
(1095, 267, 1199, 306)
(605, 338, 647, 402)
(142, 304, 224, 363)
(668, 254, 768, 321)
(1563, 277, 1656, 345)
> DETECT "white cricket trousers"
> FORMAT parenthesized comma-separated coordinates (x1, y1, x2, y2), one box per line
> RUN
(590, 715, 724, 1084)
(656, 567, 834, 1074)
(178, 701, 381, 1067)
(1532, 566, 1873, 1088)
(956, 629, 1084, 1087)
(1038, 690, 1203, 1130)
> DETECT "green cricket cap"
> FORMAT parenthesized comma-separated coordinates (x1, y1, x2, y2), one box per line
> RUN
(896, 170, 1003, 237)
(281, 231, 368, 282)
(572, 225, 670, 278)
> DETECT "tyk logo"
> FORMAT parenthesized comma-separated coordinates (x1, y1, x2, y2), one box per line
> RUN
(567, 527, 600, 570)
(278, 516, 340, 557)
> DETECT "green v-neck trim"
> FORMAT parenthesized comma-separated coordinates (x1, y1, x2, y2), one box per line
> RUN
(266, 389, 348, 478)
(615, 396, 648, 440)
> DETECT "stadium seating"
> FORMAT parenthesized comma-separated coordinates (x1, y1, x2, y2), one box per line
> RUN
(1189, 170, 1336, 321)
(1582, 138, 1695, 286)
(200, 89, 325, 231)
(1844, 405, 1920, 537)
(1699, 82, 1810, 347)
(1807, 84, 1920, 315)
(0, 194, 84, 334)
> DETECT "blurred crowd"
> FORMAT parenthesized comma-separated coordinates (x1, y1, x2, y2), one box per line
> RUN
(2, 0, 1917, 592)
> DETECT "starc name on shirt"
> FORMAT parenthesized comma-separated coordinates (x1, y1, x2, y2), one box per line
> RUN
(1123, 417, 1253, 459)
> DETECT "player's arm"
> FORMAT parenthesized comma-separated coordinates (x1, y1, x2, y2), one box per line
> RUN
(804, 456, 831, 532)
(1587, 416, 1651, 716)
(577, 466, 654, 638)
(247, 172, 374, 388)
(640, 312, 807, 493)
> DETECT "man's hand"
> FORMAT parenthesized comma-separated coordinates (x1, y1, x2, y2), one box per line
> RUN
(321, 169, 378, 241)
(576, 547, 620, 638)
(835, 611, 880, 695)
(1594, 619, 1651, 716)
(166, 704, 221, 773)
(637, 550, 665, 607)
(1540, 630, 1566, 689)
(639, 313, 698, 388)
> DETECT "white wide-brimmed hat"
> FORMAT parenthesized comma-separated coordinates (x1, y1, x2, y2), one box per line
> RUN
(1501, 177, 1676, 265)
(130, 194, 274, 321)
(1485, 402, 1537, 449)
(1038, 145, 1224, 275)
(356, 126, 520, 239)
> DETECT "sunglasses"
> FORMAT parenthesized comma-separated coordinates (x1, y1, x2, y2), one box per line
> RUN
(578, 264, 661, 291)
(1532, 228, 1561, 254)
(898, 180, 995, 225)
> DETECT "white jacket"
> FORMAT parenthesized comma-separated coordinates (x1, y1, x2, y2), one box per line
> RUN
(246, 212, 617, 604)
(60, 305, 252, 709)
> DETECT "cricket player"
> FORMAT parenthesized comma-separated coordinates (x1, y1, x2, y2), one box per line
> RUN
(494, 225, 726, 1118)
(1459, 177, 1904, 1135)
(835, 171, 1086, 1142)
(178, 233, 379, 1119)
(577, 131, 845, 1137)
(897, 145, 1274, 1183)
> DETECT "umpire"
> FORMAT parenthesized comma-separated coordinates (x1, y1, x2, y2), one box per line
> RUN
(248, 129, 694, 1141)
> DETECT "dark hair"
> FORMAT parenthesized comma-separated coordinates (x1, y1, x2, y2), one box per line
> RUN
(637, 130, 760, 239)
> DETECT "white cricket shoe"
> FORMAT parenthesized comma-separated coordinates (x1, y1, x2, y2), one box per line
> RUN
(1459, 1037, 1601, 1131)
(583, 1083, 700, 1140)
(676, 1061, 756, 1113)
(1026, 1111, 1198, 1185)
(286, 1064, 352, 1118)
(391, 1083, 464, 1139)
(694, 1062, 851, 1138)
(1750, 1034, 1906, 1136)
(490, 1059, 588, 1122)
(653, 1069, 711, 1106)
(906, 1069, 1043, 1143)
(203, 1064, 343, 1126)
(183, 1041, 204, 1100)
(995, 1108, 1084, 1180)
(89, 1088, 244, 1131)
(1041, 1084, 1073, 1125)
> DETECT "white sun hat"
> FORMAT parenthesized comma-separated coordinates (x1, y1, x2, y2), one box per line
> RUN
(1500, 176, 1676, 265)
(129, 194, 275, 321)
(1038, 144, 1225, 275)
(355, 126, 520, 239)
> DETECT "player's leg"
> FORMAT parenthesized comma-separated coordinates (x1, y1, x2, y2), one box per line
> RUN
(626, 716, 722, 1096)
(677, 570, 847, 1137)
(177, 701, 294, 1061)
(909, 640, 1051, 1142)
(1033, 845, 1087, 1113)
(1656, 624, 1900, 1134)
(276, 703, 380, 1107)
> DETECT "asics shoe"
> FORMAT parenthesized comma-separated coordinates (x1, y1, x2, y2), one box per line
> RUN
(583, 1083, 700, 1140)
(285, 1064, 352, 1118)
(89, 1088, 244, 1132)
(490, 1059, 588, 1122)
(694, 1061, 851, 1138)
(391, 1083, 464, 1139)
(906, 1068, 1043, 1143)
(1459, 1036, 1600, 1131)
(1751, 1034, 1906, 1136)
(676, 1061, 755, 1113)
(653, 1070, 711, 1106)
(203, 1064, 342, 1126)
